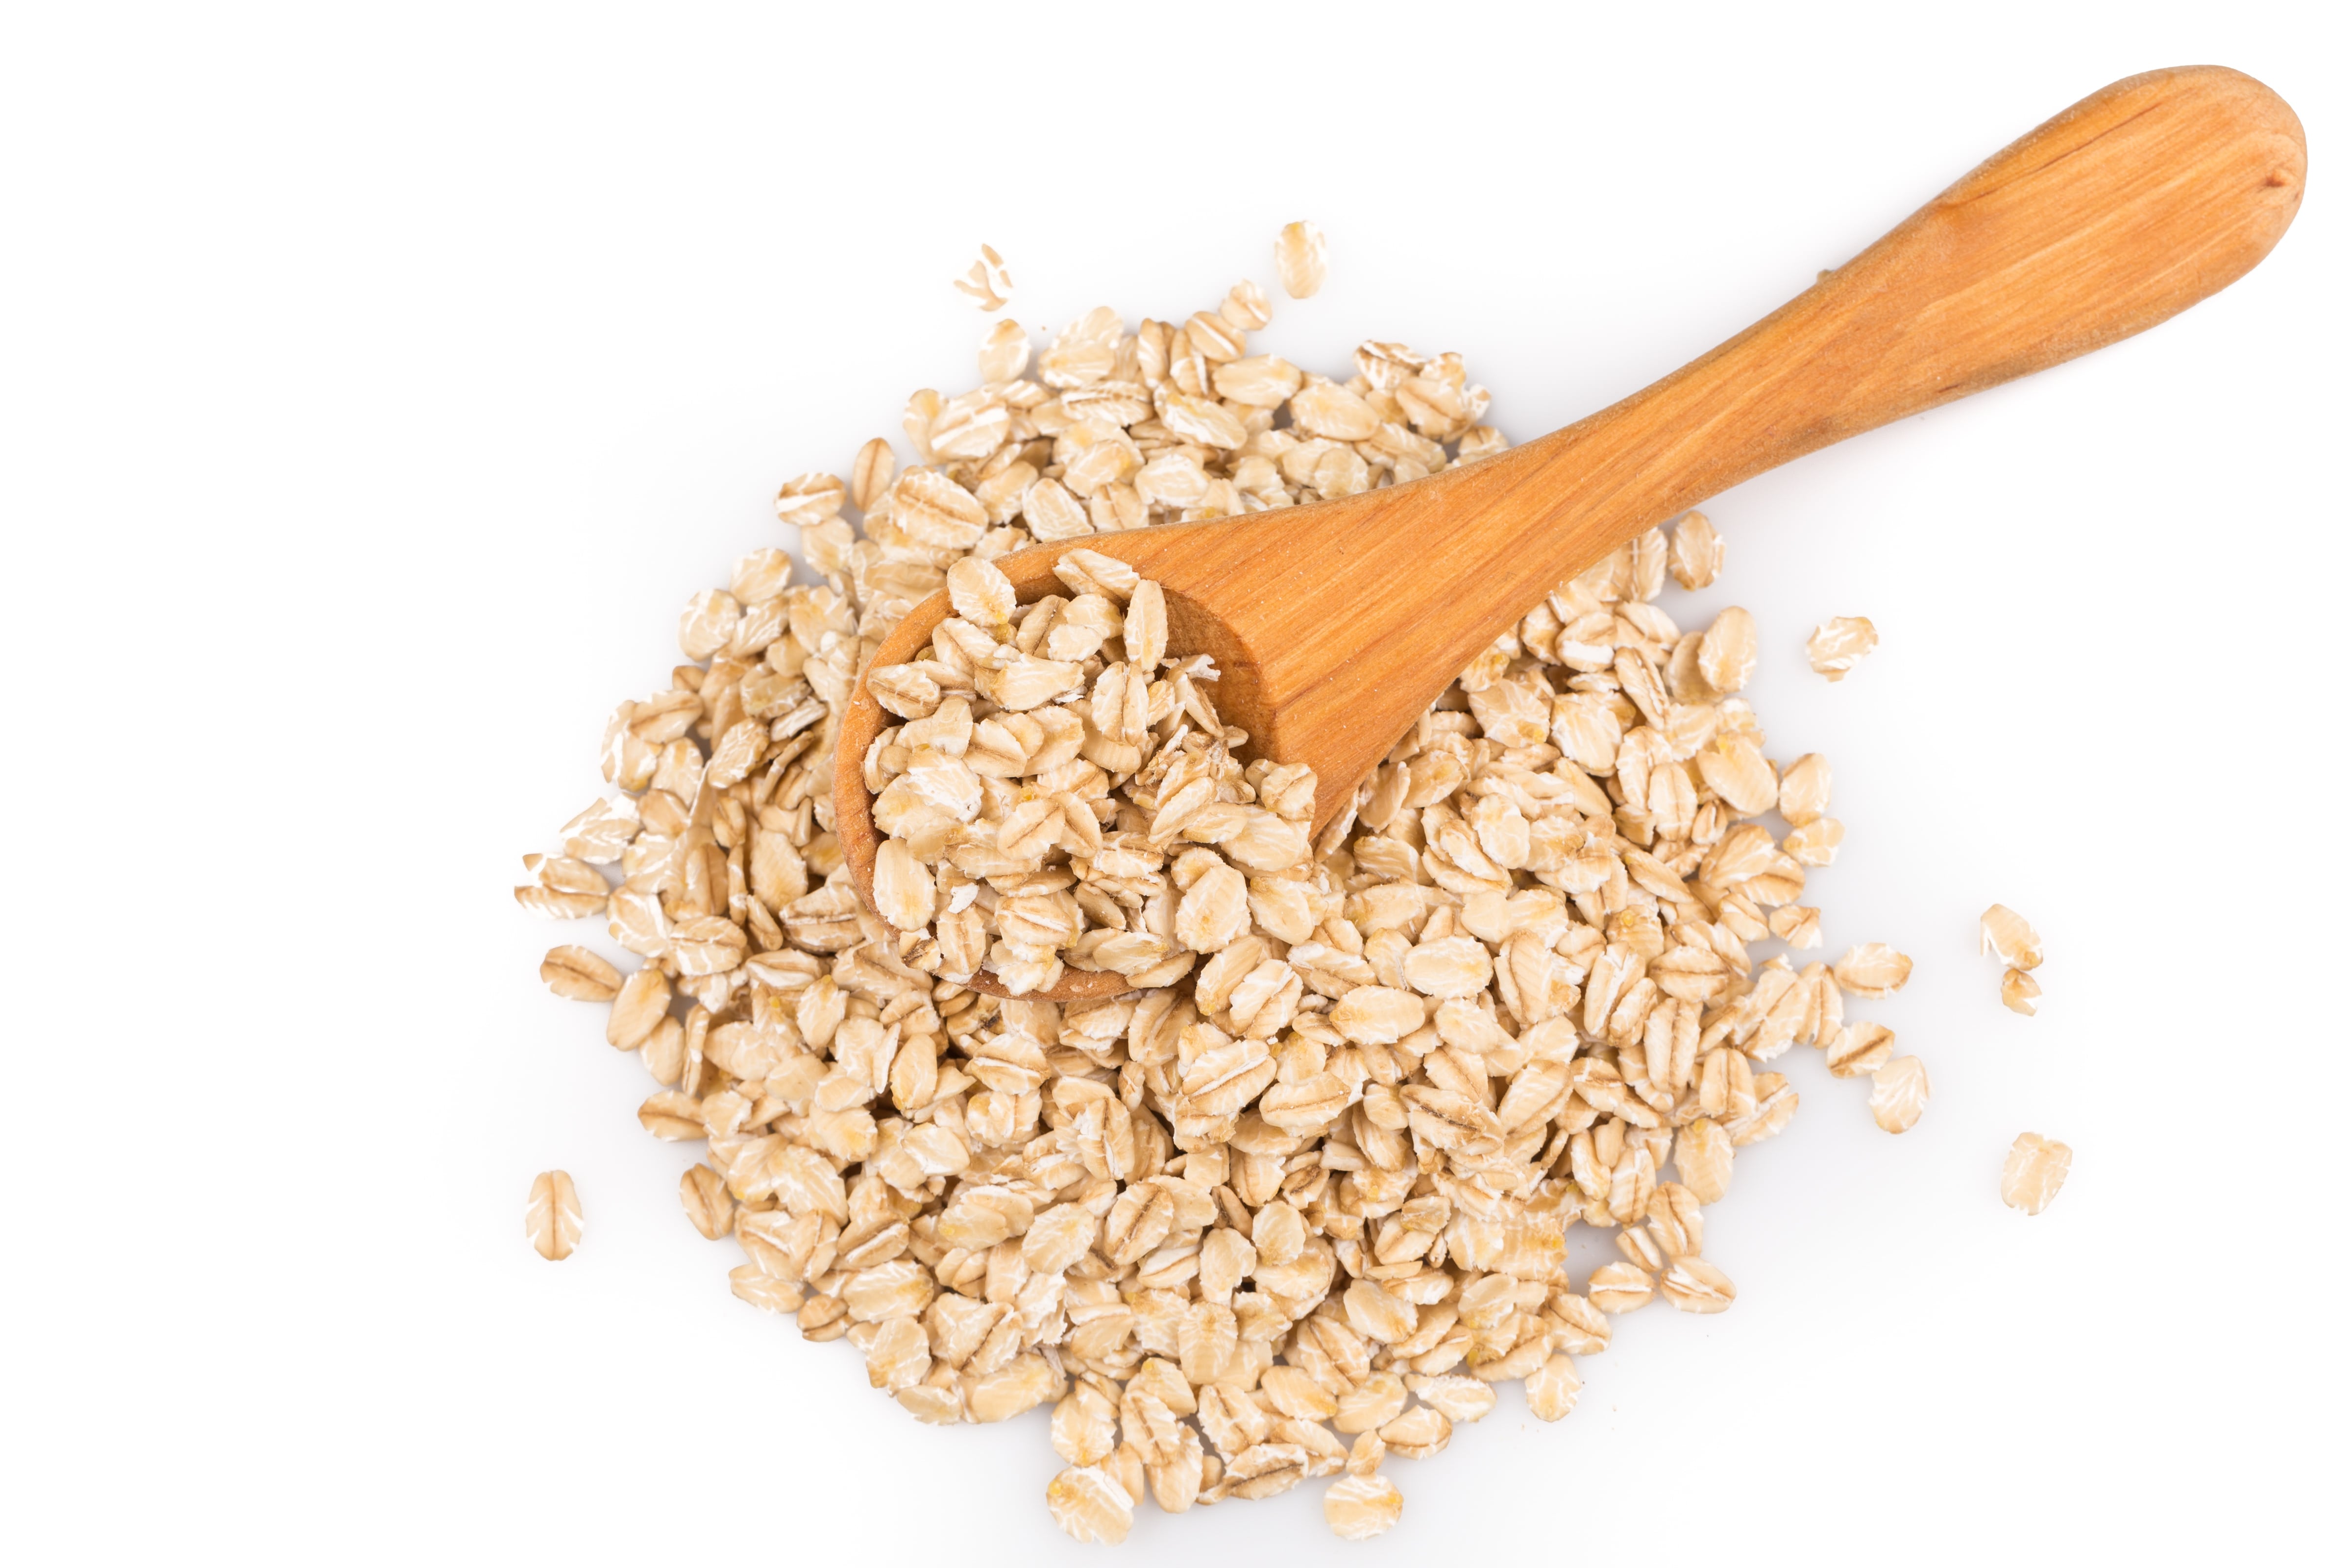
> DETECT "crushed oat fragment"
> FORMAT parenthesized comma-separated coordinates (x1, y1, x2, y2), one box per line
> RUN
(518, 232, 1944, 1542)
(954, 244, 1015, 312)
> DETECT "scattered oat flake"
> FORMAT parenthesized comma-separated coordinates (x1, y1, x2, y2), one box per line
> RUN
(1825, 1021, 1895, 1078)
(538, 945, 619, 1002)
(849, 437, 895, 512)
(1525, 1353, 1583, 1421)
(1835, 942, 1913, 997)
(1667, 510, 1723, 590)
(1046, 1465, 1133, 1544)
(2001, 1133, 2073, 1214)
(679, 1164, 734, 1239)
(1981, 904, 2043, 971)
(1869, 1056, 1931, 1134)
(525, 1170, 583, 1261)
(978, 318, 1029, 382)
(1324, 1472, 1403, 1540)
(1806, 616, 1878, 680)
(1275, 220, 1327, 299)
(953, 244, 1014, 311)
(1660, 1256, 1737, 1314)
(2000, 966, 2041, 1015)
(1697, 606, 1758, 693)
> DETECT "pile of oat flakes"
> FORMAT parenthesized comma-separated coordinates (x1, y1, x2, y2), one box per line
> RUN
(518, 237, 1942, 1544)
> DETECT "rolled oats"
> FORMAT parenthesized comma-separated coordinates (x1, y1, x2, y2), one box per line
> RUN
(2000, 967, 2041, 1015)
(514, 853, 610, 920)
(1805, 616, 1878, 681)
(1667, 510, 1723, 590)
(1275, 221, 1327, 300)
(1323, 1473, 1403, 1540)
(850, 437, 896, 512)
(1834, 943, 1913, 998)
(525, 1170, 583, 1261)
(1981, 904, 2043, 970)
(1524, 1353, 1582, 1421)
(519, 243, 1961, 1544)
(606, 967, 671, 1050)
(1047, 1465, 1134, 1544)
(1659, 1255, 1736, 1314)
(1983, 904, 2045, 1015)
(1588, 1262, 1656, 1314)
(1868, 1056, 1931, 1134)
(539, 945, 619, 1002)
(1823, 1020, 1895, 1078)
(1697, 606, 1758, 693)
(680, 1163, 735, 1238)
(2000, 1132, 2072, 1214)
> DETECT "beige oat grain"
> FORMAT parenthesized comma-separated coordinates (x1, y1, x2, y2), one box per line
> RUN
(1981, 904, 2044, 970)
(1667, 510, 1723, 589)
(2001, 967, 2041, 1015)
(1324, 1473, 1403, 1540)
(525, 1170, 583, 1261)
(2001, 1132, 2073, 1214)
(1047, 1465, 1134, 1544)
(1868, 1056, 1931, 1134)
(1275, 221, 1327, 299)
(1805, 616, 1877, 680)
(1835, 943, 1913, 997)
(679, 1164, 734, 1238)
(850, 437, 895, 512)
(539, 945, 619, 1002)
(953, 243, 1014, 312)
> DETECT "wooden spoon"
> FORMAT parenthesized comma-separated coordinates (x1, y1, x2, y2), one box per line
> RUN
(833, 64, 2303, 1002)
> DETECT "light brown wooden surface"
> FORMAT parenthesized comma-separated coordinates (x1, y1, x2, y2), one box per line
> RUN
(835, 64, 2303, 1002)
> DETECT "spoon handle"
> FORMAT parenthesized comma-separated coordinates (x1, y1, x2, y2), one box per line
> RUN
(1509, 65, 2303, 559)
(1224, 67, 2303, 830)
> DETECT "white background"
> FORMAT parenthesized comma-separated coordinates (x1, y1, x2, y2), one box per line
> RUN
(3, 3, 2345, 1563)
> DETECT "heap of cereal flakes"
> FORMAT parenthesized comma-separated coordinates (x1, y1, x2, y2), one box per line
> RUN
(519, 257, 1917, 1544)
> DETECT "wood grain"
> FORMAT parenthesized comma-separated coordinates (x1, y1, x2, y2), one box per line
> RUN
(835, 65, 2303, 1001)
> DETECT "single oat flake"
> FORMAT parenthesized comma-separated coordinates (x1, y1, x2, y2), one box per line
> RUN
(1982, 903, 2043, 968)
(1667, 510, 1723, 590)
(2002, 1133, 2073, 1214)
(2000, 966, 2041, 1015)
(1869, 1056, 1932, 1134)
(1324, 1473, 1403, 1540)
(1834, 943, 1913, 998)
(1047, 1465, 1133, 1544)
(538, 945, 619, 1002)
(1806, 615, 1878, 680)
(1275, 220, 1328, 299)
(525, 1170, 583, 1261)
(518, 260, 1948, 1542)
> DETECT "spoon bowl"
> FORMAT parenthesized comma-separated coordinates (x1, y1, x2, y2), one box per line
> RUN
(835, 64, 2304, 1002)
